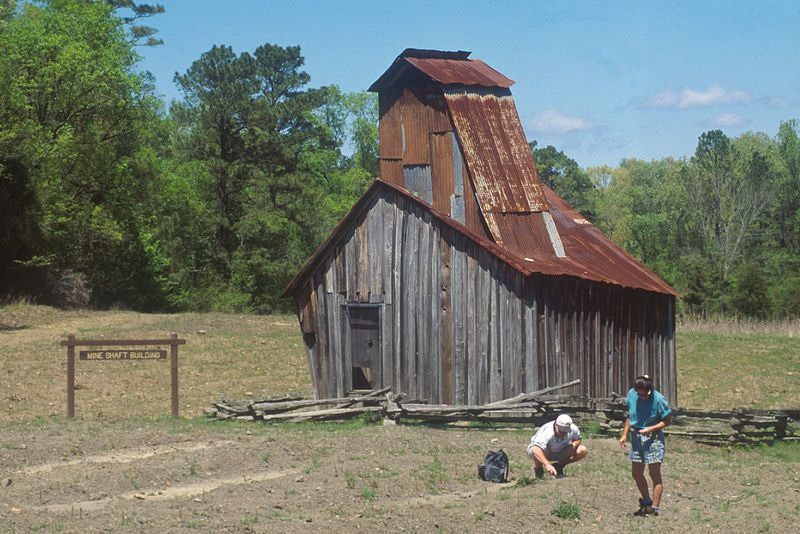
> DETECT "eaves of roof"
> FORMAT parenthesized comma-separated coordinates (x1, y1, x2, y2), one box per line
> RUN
(283, 179, 678, 297)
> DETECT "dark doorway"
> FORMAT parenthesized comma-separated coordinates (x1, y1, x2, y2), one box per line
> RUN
(344, 305, 382, 391)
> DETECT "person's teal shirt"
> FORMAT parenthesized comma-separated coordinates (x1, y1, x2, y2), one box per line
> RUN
(626, 388, 671, 429)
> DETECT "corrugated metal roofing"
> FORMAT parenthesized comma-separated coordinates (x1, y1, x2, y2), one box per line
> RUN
(369, 50, 514, 92)
(289, 49, 678, 298)
(284, 179, 678, 297)
(444, 88, 548, 214)
(405, 58, 514, 88)
(489, 185, 678, 295)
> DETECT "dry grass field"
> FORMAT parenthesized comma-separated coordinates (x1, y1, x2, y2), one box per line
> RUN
(1, 303, 799, 533)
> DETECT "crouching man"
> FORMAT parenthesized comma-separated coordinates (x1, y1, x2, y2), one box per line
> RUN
(526, 414, 588, 478)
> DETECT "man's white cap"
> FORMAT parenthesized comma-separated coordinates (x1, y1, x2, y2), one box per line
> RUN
(555, 414, 572, 432)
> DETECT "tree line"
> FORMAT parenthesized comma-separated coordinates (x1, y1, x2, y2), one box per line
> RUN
(1, 1, 798, 318)
(532, 122, 800, 318)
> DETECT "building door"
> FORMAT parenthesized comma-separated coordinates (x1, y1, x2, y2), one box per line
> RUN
(343, 305, 382, 391)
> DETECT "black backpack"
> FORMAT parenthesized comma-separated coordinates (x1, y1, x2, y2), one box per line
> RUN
(478, 449, 509, 482)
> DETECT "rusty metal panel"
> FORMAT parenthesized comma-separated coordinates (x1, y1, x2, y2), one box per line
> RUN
(403, 164, 433, 204)
(430, 132, 455, 216)
(444, 88, 547, 214)
(285, 176, 678, 301)
(405, 57, 514, 88)
(412, 87, 451, 133)
(380, 159, 403, 185)
(461, 156, 490, 240)
(492, 209, 677, 296)
(398, 89, 430, 164)
(379, 89, 403, 159)
(393, 87, 451, 165)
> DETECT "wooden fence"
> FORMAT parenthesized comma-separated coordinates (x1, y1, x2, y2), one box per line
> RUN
(205, 384, 799, 444)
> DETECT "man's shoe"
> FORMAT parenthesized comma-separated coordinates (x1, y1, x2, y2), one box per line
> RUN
(534, 466, 544, 479)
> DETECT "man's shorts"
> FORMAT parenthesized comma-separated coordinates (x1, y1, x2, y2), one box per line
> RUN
(526, 444, 573, 463)
(628, 430, 665, 464)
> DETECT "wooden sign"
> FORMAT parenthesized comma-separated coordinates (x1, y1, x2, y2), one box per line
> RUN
(62, 334, 185, 418)
(79, 349, 167, 361)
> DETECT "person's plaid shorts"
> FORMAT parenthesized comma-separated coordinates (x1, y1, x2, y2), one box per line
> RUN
(629, 430, 665, 464)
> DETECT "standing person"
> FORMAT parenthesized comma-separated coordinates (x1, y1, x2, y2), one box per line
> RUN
(619, 374, 673, 516)
(526, 414, 588, 478)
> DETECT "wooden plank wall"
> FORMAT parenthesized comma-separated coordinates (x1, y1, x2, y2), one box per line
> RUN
(300, 186, 677, 405)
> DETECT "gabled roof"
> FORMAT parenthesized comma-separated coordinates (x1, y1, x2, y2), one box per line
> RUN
(284, 179, 678, 296)
(287, 50, 678, 298)
(368, 49, 514, 92)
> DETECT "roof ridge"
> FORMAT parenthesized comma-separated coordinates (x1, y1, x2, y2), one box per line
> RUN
(399, 48, 471, 60)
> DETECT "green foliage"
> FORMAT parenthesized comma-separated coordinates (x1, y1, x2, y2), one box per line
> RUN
(551, 500, 581, 520)
(513, 474, 539, 487)
(593, 122, 800, 319)
(0, 0, 167, 308)
(530, 140, 597, 220)
(415, 456, 447, 494)
(731, 262, 770, 318)
(0, 1, 795, 319)
(168, 43, 369, 312)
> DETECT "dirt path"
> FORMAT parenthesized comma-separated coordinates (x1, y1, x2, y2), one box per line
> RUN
(2, 419, 798, 533)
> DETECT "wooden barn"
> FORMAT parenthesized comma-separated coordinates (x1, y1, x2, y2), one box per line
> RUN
(284, 49, 678, 405)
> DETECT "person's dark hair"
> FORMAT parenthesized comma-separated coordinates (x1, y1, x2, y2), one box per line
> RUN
(633, 375, 653, 394)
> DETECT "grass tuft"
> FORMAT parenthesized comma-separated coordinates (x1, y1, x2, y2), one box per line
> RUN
(551, 499, 581, 520)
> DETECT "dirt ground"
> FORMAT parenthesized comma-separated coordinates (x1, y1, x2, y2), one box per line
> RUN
(1, 305, 798, 532)
(1, 418, 799, 533)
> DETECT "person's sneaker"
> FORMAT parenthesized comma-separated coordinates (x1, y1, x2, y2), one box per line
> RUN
(554, 464, 566, 478)
(634, 498, 653, 516)
(534, 466, 544, 479)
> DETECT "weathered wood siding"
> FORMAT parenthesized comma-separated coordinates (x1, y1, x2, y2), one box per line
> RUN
(300, 187, 677, 405)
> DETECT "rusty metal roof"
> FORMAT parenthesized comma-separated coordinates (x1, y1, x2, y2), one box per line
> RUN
(289, 50, 678, 298)
(405, 58, 514, 88)
(444, 88, 547, 215)
(369, 50, 514, 92)
(489, 185, 678, 295)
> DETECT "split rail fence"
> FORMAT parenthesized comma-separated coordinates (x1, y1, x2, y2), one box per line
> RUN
(205, 380, 800, 444)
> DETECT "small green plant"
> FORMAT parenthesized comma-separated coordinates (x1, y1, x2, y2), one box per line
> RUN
(344, 471, 357, 489)
(551, 500, 581, 520)
(582, 420, 602, 436)
(124, 474, 141, 491)
(261, 452, 271, 464)
(268, 509, 289, 521)
(514, 474, 539, 487)
(416, 456, 448, 494)
(329, 505, 344, 518)
(361, 487, 376, 502)
(188, 461, 198, 477)
(303, 459, 322, 474)
(241, 514, 260, 526)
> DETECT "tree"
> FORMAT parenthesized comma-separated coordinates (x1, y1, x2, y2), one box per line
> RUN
(171, 43, 340, 312)
(107, 0, 165, 46)
(687, 130, 770, 281)
(529, 141, 597, 220)
(0, 0, 165, 306)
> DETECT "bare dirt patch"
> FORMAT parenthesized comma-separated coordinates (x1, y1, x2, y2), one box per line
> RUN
(1, 419, 799, 533)
(1, 305, 799, 532)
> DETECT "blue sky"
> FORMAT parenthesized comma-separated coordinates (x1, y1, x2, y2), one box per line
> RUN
(137, 0, 799, 169)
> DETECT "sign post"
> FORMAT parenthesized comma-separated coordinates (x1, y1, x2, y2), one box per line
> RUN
(62, 334, 186, 418)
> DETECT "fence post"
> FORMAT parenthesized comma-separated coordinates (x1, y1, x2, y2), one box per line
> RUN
(170, 333, 179, 418)
(66, 334, 75, 418)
